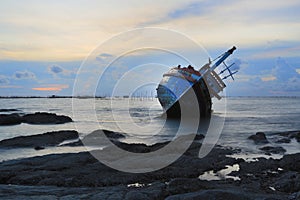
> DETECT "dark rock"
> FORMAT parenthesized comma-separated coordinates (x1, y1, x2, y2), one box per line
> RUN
(102, 129, 126, 139)
(124, 191, 150, 200)
(0, 130, 79, 148)
(0, 114, 22, 125)
(34, 146, 45, 150)
(0, 109, 20, 112)
(272, 172, 300, 193)
(259, 146, 286, 154)
(0, 136, 238, 187)
(22, 112, 72, 124)
(279, 153, 300, 172)
(293, 131, 300, 143)
(248, 132, 269, 144)
(275, 138, 291, 143)
(167, 178, 212, 195)
(66, 129, 127, 147)
(0, 130, 298, 200)
(278, 131, 300, 143)
(165, 189, 278, 200)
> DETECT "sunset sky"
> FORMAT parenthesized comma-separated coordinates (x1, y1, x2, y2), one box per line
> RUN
(0, 0, 299, 96)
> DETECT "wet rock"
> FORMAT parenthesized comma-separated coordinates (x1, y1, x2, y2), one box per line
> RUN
(165, 189, 275, 200)
(293, 132, 300, 143)
(259, 146, 286, 155)
(96, 129, 126, 139)
(0, 114, 22, 125)
(279, 153, 300, 172)
(167, 178, 212, 195)
(0, 130, 78, 148)
(64, 129, 127, 147)
(272, 172, 300, 193)
(0, 130, 298, 200)
(275, 138, 291, 143)
(248, 132, 269, 144)
(278, 131, 300, 143)
(34, 146, 45, 150)
(0, 109, 20, 112)
(124, 191, 150, 200)
(22, 112, 72, 124)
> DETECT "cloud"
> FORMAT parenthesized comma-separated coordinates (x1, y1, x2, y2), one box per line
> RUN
(0, 85, 22, 89)
(261, 76, 276, 82)
(32, 84, 68, 91)
(96, 53, 114, 64)
(98, 53, 113, 58)
(48, 64, 73, 76)
(296, 69, 300, 74)
(14, 70, 36, 79)
(272, 57, 298, 81)
(48, 64, 63, 74)
(0, 75, 10, 84)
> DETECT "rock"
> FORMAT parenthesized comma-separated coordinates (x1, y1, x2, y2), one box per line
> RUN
(293, 131, 300, 143)
(275, 138, 291, 143)
(259, 146, 286, 154)
(66, 129, 127, 147)
(34, 146, 45, 150)
(124, 191, 150, 200)
(0, 114, 22, 125)
(0, 130, 79, 148)
(22, 112, 72, 124)
(167, 178, 212, 195)
(279, 153, 300, 172)
(278, 131, 300, 143)
(0, 130, 298, 200)
(0, 109, 20, 112)
(248, 132, 269, 144)
(165, 189, 279, 200)
(102, 129, 126, 139)
(272, 171, 300, 193)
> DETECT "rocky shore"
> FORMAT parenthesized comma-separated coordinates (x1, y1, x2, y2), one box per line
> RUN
(0, 129, 299, 199)
(0, 112, 72, 125)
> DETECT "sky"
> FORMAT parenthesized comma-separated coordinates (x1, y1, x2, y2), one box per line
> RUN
(0, 0, 299, 96)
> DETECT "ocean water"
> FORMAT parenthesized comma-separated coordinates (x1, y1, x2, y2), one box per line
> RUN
(0, 97, 299, 161)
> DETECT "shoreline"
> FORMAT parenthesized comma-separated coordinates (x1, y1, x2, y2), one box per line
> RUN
(0, 129, 299, 199)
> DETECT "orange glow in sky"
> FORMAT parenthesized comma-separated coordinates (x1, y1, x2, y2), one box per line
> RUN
(32, 87, 63, 91)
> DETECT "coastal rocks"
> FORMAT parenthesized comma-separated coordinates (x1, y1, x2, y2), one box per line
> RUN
(0, 138, 240, 188)
(34, 146, 45, 150)
(0, 114, 22, 125)
(275, 138, 291, 143)
(272, 171, 300, 193)
(277, 131, 300, 143)
(165, 189, 257, 200)
(287, 131, 300, 143)
(166, 178, 212, 195)
(0, 130, 79, 149)
(0, 109, 20, 112)
(259, 146, 286, 155)
(0, 112, 72, 126)
(64, 129, 127, 147)
(0, 129, 299, 199)
(248, 132, 269, 144)
(22, 112, 72, 124)
(279, 153, 300, 172)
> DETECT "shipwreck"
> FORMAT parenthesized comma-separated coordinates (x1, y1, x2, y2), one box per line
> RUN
(157, 46, 237, 118)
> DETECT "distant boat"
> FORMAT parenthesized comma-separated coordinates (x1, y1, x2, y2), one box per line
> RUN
(157, 46, 237, 118)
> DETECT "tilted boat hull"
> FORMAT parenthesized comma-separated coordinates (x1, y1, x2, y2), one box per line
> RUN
(157, 70, 211, 118)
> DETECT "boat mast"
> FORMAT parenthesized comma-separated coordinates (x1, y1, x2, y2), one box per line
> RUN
(210, 46, 236, 71)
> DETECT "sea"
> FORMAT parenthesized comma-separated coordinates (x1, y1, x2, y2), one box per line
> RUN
(0, 97, 299, 162)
